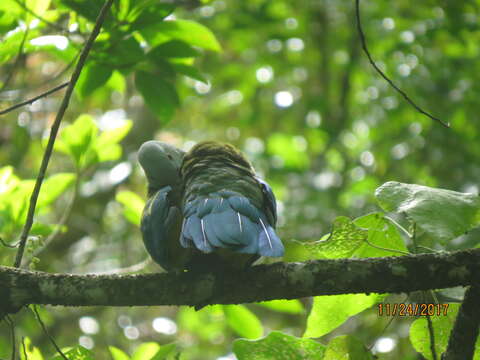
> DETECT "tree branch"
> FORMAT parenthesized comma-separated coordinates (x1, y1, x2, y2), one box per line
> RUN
(442, 286, 480, 360)
(1, 249, 480, 319)
(354, 0, 449, 128)
(13, 0, 115, 269)
(0, 82, 69, 115)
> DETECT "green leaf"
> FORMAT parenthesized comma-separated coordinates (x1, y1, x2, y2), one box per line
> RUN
(150, 343, 177, 360)
(177, 305, 226, 341)
(375, 181, 480, 243)
(96, 120, 132, 162)
(409, 304, 480, 360)
(323, 335, 374, 360)
(256, 299, 304, 314)
(149, 40, 200, 58)
(142, 20, 221, 52)
(26, 0, 51, 22)
(77, 63, 113, 98)
(304, 293, 384, 338)
(303, 216, 368, 259)
(233, 331, 325, 360)
(171, 63, 207, 83)
(353, 212, 409, 257)
(49, 346, 94, 360)
(135, 71, 179, 123)
(38, 173, 75, 209)
(223, 305, 263, 339)
(109, 346, 130, 360)
(97, 120, 132, 146)
(20, 337, 44, 360)
(116, 191, 145, 225)
(56, 114, 98, 168)
(131, 342, 160, 360)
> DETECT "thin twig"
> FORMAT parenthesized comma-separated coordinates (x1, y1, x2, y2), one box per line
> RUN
(13, 0, 115, 268)
(0, 82, 69, 115)
(32, 306, 68, 360)
(364, 238, 410, 255)
(1, 26, 30, 92)
(21, 337, 27, 360)
(354, 0, 449, 128)
(0, 237, 19, 249)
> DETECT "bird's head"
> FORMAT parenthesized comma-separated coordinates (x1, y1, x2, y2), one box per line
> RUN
(138, 141, 185, 191)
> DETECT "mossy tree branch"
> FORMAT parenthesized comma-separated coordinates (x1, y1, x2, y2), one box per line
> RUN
(1, 248, 480, 320)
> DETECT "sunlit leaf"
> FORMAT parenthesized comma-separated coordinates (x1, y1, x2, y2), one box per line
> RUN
(223, 305, 263, 339)
(303, 216, 368, 259)
(20, 337, 44, 360)
(38, 173, 75, 208)
(233, 331, 325, 360)
(116, 190, 145, 225)
(150, 343, 177, 360)
(131, 342, 160, 360)
(256, 299, 304, 314)
(56, 114, 98, 168)
(109, 346, 130, 360)
(304, 293, 384, 338)
(353, 212, 409, 257)
(149, 40, 200, 58)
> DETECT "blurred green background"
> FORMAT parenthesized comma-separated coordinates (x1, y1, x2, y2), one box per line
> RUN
(1, 0, 479, 359)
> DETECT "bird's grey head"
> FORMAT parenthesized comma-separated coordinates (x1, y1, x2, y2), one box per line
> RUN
(138, 141, 185, 190)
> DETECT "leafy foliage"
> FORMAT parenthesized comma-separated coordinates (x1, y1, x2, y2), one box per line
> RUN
(1, 0, 480, 358)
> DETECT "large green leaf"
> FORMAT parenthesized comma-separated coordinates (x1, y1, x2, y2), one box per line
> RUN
(323, 335, 374, 360)
(141, 20, 221, 52)
(376, 181, 480, 243)
(304, 293, 384, 338)
(135, 71, 179, 123)
(223, 305, 263, 339)
(353, 212, 409, 257)
(233, 331, 325, 360)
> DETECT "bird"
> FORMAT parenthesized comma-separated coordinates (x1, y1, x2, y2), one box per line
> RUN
(137, 140, 190, 271)
(179, 141, 284, 268)
(138, 140, 284, 272)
